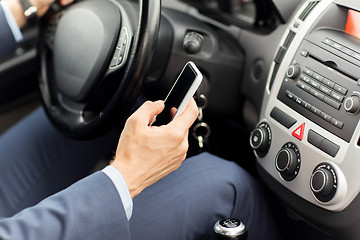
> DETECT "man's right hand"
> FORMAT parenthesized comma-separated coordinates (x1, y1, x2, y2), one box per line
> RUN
(111, 99, 199, 198)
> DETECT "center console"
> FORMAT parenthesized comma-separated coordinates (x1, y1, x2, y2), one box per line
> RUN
(251, 0, 360, 238)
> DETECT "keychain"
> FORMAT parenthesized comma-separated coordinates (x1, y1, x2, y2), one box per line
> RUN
(192, 94, 211, 152)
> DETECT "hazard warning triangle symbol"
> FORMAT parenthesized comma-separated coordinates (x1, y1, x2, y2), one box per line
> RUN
(292, 123, 305, 140)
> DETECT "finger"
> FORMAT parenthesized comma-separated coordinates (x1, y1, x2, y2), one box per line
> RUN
(170, 107, 177, 119)
(169, 98, 198, 129)
(131, 101, 165, 125)
(60, 0, 74, 6)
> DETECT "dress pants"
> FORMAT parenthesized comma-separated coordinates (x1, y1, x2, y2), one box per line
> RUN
(0, 107, 279, 239)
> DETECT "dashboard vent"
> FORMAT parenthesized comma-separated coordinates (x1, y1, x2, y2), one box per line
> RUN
(298, 1, 319, 21)
(283, 31, 296, 48)
(269, 30, 296, 90)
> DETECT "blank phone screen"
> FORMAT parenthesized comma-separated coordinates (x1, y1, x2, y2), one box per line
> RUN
(154, 64, 197, 126)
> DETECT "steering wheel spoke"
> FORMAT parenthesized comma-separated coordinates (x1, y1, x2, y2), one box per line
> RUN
(38, 0, 161, 139)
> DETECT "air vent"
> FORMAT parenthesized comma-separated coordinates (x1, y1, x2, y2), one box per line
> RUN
(269, 31, 296, 90)
(298, 1, 319, 21)
(283, 30, 296, 48)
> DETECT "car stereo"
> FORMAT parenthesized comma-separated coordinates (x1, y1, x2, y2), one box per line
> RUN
(251, 0, 360, 215)
(277, 27, 360, 144)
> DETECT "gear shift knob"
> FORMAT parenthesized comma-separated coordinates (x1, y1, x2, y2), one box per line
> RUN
(214, 218, 248, 240)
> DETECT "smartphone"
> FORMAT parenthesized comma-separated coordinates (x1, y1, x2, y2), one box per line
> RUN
(152, 61, 203, 126)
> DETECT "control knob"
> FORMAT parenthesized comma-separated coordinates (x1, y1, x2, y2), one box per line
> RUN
(275, 142, 301, 181)
(286, 64, 301, 79)
(250, 123, 271, 157)
(275, 148, 297, 175)
(311, 168, 334, 196)
(344, 96, 360, 114)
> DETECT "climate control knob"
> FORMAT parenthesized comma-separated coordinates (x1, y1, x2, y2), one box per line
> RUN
(250, 123, 271, 157)
(275, 142, 301, 181)
(344, 96, 360, 114)
(310, 163, 338, 202)
(311, 168, 334, 196)
(275, 148, 297, 175)
(286, 64, 301, 79)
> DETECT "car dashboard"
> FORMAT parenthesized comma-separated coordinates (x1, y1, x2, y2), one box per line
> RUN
(249, 0, 360, 239)
(167, 0, 360, 239)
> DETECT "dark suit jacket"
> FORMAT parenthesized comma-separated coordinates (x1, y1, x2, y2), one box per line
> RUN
(0, 6, 131, 239)
(0, 4, 17, 60)
(0, 172, 132, 239)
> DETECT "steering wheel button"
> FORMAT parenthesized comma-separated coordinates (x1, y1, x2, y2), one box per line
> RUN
(110, 49, 121, 68)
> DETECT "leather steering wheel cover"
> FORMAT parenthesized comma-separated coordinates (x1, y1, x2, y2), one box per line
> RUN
(38, 0, 161, 139)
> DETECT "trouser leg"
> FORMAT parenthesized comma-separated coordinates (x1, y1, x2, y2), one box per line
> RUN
(0, 108, 121, 217)
(129, 152, 279, 240)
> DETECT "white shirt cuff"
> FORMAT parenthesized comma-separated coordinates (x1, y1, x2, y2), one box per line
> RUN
(102, 165, 133, 220)
(1, 0, 23, 42)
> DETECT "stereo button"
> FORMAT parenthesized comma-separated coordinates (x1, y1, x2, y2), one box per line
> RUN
(320, 112, 332, 122)
(330, 118, 344, 129)
(330, 91, 344, 102)
(300, 74, 310, 83)
(352, 52, 360, 61)
(312, 73, 324, 82)
(323, 96, 341, 110)
(310, 89, 324, 100)
(296, 81, 310, 92)
(323, 38, 334, 46)
(286, 90, 295, 100)
(341, 47, 354, 56)
(310, 80, 321, 89)
(334, 84, 348, 95)
(319, 85, 331, 95)
(310, 106, 322, 116)
(322, 78, 335, 88)
(304, 68, 313, 76)
(332, 42, 343, 51)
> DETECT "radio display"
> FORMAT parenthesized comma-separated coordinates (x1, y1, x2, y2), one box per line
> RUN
(345, 9, 360, 39)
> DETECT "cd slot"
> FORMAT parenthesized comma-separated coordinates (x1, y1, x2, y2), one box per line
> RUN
(308, 53, 359, 82)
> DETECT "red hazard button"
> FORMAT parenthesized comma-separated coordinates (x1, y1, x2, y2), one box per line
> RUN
(292, 123, 305, 140)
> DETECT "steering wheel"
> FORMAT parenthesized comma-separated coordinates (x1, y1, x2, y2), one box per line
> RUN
(38, 0, 161, 139)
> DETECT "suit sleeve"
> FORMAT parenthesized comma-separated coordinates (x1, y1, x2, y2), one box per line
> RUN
(0, 4, 17, 60)
(0, 172, 132, 240)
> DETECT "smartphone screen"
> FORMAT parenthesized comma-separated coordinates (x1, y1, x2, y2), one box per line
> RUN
(153, 62, 202, 126)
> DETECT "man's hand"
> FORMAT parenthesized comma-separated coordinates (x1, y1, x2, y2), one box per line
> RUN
(32, 0, 73, 17)
(6, 0, 73, 28)
(111, 99, 199, 198)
